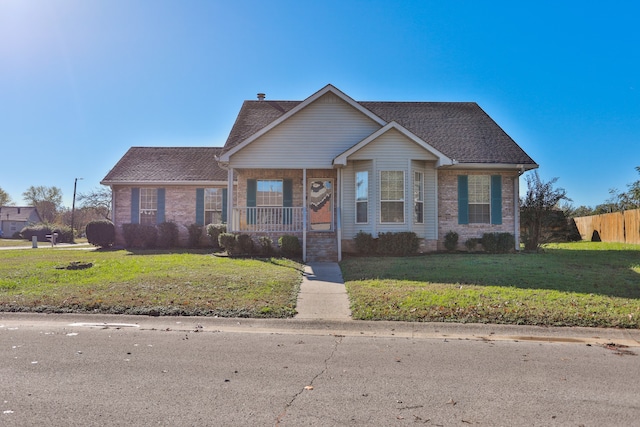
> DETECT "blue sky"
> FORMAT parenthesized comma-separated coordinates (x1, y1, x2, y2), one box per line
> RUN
(1, 0, 638, 208)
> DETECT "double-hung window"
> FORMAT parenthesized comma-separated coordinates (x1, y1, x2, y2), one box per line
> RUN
(204, 188, 223, 224)
(468, 175, 490, 223)
(139, 188, 158, 225)
(380, 171, 404, 223)
(413, 171, 424, 224)
(355, 171, 368, 223)
(257, 180, 283, 224)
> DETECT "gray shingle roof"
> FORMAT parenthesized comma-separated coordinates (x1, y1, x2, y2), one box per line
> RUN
(0, 206, 41, 222)
(224, 99, 537, 166)
(101, 147, 227, 184)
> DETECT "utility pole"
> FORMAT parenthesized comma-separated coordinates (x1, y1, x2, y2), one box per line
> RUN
(71, 178, 83, 243)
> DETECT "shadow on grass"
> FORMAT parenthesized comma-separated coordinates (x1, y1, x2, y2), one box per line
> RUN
(340, 249, 640, 299)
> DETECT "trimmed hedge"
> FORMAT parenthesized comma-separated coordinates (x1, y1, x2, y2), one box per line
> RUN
(377, 231, 419, 256)
(481, 232, 515, 253)
(278, 235, 301, 258)
(86, 220, 115, 248)
(122, 223, 158, 248)
(354, 231, 376, 254)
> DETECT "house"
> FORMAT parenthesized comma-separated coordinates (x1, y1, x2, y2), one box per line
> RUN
(0, 206, 42, 238)
(102, 84, 538, 260)
(101, 147, 229, 246)
(218, 84, 537, 261)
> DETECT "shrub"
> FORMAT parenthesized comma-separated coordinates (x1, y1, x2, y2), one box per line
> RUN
(52, 225, 73, 243)
(86, 220, 115, 248)
(464, 237, 480, 252)
(20, 223, 53, 242)
(279, 235, 302, 258)
(187, 224, 204, 247)
(236, 234, 255, 254)
(156, 222, 179, 248)
(481, 232, 515, 253)
(377, 231, 419, 256)
(122, 223, 158, 248)
(207, 224, 226, 248)
(20, 223, 72, 243)
(354, 231, 376, 254)
(258, 235, 274, 256)
(444, 231, 459, 252)
(218, 233, 238, 255)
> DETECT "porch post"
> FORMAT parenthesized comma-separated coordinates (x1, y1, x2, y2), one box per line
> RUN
(514, 175, 520, 251)
(227, 167, 234, 232)
(337, 168, 342, 261)
(302, 168, 307, 263)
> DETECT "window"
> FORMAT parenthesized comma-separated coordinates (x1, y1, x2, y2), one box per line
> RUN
(413, 171, 424, 224)
(355, 171, 368, 223)
(257, 180, 283, 206)
(380, 171, 404, 223)
(468, 175, 490, 223)
(139, 188, 157, 225)
(204, 188, 223, 224)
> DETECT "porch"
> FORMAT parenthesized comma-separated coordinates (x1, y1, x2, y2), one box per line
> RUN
(229, 207, 339, 262)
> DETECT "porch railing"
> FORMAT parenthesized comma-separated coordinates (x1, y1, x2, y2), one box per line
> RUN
(231, 207, 304, 233)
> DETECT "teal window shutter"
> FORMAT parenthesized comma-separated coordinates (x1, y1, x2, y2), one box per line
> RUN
(131, 188, 140, 224)
(283, 179, 293, 224)
(195, 188, 204, 225)
(221, 188, 228, 224)
(491, 175, 502, 225)
(157, 188, 165, 223)
(457, 176, 469, 224)
(247, 179, 256, 225)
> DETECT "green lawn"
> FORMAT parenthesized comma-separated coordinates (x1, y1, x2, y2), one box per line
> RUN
(0, 248, 302, 317)
(341, 241, 640, 328)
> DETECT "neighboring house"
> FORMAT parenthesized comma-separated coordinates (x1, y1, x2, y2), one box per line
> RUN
(101, 147, 230, 246)
(218, 84, 537, 261)
(0, 206, 42, 237)
(103, 84, 538, 260)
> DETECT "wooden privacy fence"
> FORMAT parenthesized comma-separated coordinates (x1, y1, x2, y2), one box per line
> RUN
(573, 209, 640, 244)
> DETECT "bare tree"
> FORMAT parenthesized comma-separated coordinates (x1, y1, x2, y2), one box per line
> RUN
(520, 171, 570, 251)
(22, 186, 63, 223)
(77, 186, 112, 220)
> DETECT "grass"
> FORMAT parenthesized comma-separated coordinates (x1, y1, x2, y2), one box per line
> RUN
(0, 248, 303, 318)
(0, 238, 90, 247)
(341, 241, 640, 328)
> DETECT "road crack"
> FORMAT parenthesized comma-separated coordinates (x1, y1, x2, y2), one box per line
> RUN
(275, 335, 343, 425)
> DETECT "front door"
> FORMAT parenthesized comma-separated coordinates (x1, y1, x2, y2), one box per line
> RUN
(308, 179, 333, 231)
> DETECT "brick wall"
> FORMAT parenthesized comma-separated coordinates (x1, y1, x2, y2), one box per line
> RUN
(437, 170, 518, 251)
(112, 184, 228, 246)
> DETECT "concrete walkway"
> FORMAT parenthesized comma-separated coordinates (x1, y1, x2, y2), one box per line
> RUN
(295, 262, 351, 320)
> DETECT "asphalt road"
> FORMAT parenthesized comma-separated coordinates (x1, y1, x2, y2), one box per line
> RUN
(1, 313, 639, 426)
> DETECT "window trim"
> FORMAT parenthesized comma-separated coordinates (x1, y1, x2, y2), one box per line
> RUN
(468, 175, 491, 224)
(204, 188, 224, 225)
(413, 170, 424, 224)
(256, 179, 284, 207)
(355, 170, 369, 224)
(139, 188, 158, 225)
(379, 170, 405, 224)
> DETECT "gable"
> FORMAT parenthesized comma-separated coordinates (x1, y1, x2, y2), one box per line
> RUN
(345, 128, 440, 162)
(226, 92, 382, 168)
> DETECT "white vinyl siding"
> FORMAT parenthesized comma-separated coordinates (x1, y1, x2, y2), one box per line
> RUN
(229, 93, 380, 169)
(342, 160, 374, 237)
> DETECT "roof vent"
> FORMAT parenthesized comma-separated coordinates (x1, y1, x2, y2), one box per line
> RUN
(257, 93, 265, 101)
